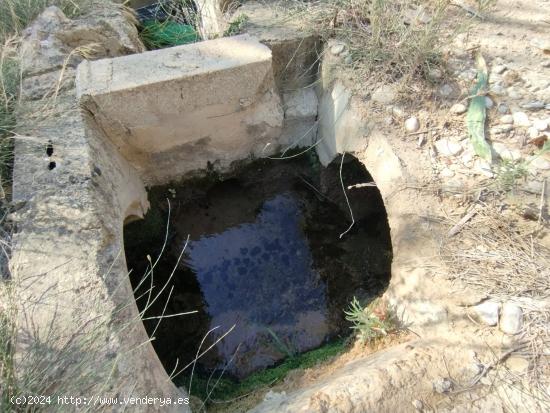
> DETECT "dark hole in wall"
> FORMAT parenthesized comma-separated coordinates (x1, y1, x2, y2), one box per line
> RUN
(123, 153, 392, 382)
(46, 141, 54, 157)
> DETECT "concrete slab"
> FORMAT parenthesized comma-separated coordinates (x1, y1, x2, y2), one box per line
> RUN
(77, 34, 283, 184)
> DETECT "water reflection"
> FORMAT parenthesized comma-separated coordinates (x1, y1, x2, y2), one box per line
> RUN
(184, 194, 329, 376)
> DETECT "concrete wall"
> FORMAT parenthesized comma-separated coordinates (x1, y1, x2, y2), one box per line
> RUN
(77, 35, 284, 185)
(10, 5, 186, 411)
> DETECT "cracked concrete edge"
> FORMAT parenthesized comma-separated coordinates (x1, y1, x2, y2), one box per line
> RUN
(9, 4, 187, 411)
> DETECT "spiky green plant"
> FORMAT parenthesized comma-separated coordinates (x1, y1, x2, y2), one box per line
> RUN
(344, 297, 397, 343)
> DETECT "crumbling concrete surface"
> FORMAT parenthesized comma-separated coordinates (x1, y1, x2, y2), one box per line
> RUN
(77, 35, 283, 184)
(10, 5, 186, 411)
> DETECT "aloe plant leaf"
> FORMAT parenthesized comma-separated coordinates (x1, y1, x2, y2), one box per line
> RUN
(467, 52, 493, 163)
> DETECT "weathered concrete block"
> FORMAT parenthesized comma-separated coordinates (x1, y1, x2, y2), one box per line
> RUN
(279, 88, 319, 148)
(19, 5, 144, 77)
(316, 81, 370, 166)
(236, 1, 322, 92)
(77, 34, 283, 184)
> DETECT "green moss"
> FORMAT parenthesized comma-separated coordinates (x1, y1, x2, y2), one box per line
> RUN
(179, 339, 347, 403)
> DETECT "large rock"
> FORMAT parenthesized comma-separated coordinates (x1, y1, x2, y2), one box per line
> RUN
(19, 5, 144, 78)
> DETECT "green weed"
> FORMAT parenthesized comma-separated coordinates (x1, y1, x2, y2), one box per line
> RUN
(344, 297, 397, 343)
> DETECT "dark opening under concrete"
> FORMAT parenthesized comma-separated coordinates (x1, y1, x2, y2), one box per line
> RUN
(123, 153, 392, 382)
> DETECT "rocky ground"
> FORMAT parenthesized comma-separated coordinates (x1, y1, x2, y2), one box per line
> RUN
(228, 1, 550, 412)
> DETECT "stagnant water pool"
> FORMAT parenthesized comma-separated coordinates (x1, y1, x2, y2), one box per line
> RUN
(124, 153, 392, 380)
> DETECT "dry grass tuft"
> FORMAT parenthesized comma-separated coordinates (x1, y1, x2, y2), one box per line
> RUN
(441, 205, 550, 409)
(441, 207, 549, 299)
(276, 0, 469, 87)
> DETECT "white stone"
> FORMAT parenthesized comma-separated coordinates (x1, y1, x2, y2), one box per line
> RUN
(528, 127, 540, 139)
(372, 84, 397, 104)
(512, 112, 530, 127)
(493, 142, 521, 161)
(490, 83, 506, 96)
(450, 103, 467, 114)
(473, 300, 500, 326)
(428, 68, 442, 80)
(497, 102, 509, 114)
(533, 119, 548, 131)
(505, 356, 529, 373)
(521, 101, 545, 110)
(507, 88, 522, 99)
(499, 115, 513, 124)
(484, 96, 494, 109)
(490, 124, 513, 134)
(412, 400, 424, 411)
(433, 377, 453, 394)
(440, 168, 455, 178)
(330, 43, 345, 56)
(440, 84, 454, 98)
(499, 303, 523, 335)
(405, 116, 420, 132)
(491, 64, 507, 75)
(529, 155, 550, 170)
(435, 139, 463, 157)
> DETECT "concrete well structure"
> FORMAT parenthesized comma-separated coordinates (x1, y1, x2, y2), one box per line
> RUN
(9, 2, 502, 412)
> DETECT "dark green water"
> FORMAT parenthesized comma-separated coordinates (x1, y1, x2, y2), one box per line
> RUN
(124, 154, 392, 379)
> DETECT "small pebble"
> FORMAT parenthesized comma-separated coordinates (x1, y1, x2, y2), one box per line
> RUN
(500, 303, 523, 335)
(439, 84, 454, 98)
(433, 377, 453, 394)
(497, 103, 509, 114)
(485, 96, 494, 109)
(505, 356, 529, 373)
(428, 68, 442, 80)
(529, 155, 550, 170)
(440, 168, 455, 178)
(507, 88, 522, 99)
(490, 124, 513, 134)
(435, 139, 463, 156)
(528, 127, 540, 139)
(499, 115, 513, 124)
(473, 300, 500, 326)
(412, 399, 424, 411)
(533, 119, 548, 131)
(521, 101, 545, 110)
(405, 116, 420, 132)
(450, 103, 467, 114)
(344, 55, 353, 65)
(330, 43, 345, 56)
(493, 142, 521, 161)
(512, 112, 530, 127)
(491, 64, 507, 75)
(491, 83, 506, 96)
